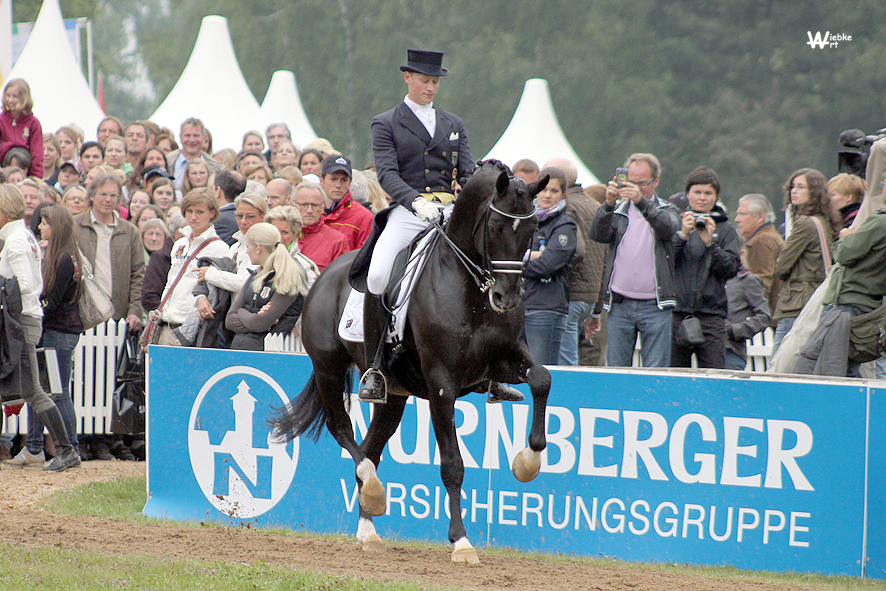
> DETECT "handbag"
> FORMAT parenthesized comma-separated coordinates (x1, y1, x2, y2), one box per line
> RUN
(679, 316, 705, 345)
(825, 262, 886, 364)
(141, 236, 221, 350)
(111, 332, 145, 435)
(76, 249, 115, 331)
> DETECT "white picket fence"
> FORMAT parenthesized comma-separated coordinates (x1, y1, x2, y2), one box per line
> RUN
(2, 321, 773, 438)
(2, 320, 305, 437)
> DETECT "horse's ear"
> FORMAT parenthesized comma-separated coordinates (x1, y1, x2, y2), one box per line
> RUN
(495, 170, 509, 196)
(530, 174, 550, 196)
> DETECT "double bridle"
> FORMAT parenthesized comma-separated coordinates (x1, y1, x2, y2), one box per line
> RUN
(433, 185, 536, 312)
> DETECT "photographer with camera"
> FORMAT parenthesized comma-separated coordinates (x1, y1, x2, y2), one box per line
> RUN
(671, 166, 741, 368)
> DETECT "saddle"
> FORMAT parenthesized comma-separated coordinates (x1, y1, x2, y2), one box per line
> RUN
(348, 204, 439, 308)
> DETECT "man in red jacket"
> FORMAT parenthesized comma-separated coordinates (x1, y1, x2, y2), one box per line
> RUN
(294, 181, 349, 272)
(320, 155, 373, 250)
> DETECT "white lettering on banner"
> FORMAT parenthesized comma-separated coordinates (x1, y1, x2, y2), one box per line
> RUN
(347, 400, 814, 491)
(622, 411, 669, 480)
(339, 479, 813, 549)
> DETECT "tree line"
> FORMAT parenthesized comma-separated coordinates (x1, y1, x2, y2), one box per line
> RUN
(16, 0, 886, 217)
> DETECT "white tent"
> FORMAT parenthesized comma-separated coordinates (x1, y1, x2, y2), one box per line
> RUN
(8, 0, 104, 136)
(484, 78, 599, 187)
(259, 70, 318, 150)
(149, 15, 261, 151)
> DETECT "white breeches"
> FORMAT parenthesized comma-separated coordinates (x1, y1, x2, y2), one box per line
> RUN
(366, 203, 452, 295)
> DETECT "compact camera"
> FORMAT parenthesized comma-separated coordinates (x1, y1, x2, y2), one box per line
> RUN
(693, 214, 709, 230)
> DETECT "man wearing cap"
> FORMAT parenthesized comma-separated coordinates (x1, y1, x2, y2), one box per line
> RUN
(359, 49, 519, 404)
(56, 161, 81, 193)
(321, 155, 373, 251)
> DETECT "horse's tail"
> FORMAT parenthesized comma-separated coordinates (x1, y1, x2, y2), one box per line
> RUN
(270, 372, 327, 443)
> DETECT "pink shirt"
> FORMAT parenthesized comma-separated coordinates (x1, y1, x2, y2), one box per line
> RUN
(610, 201, 657, 299)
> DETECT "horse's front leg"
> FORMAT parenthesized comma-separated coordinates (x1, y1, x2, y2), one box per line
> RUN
(355, 396, 408, 552)
(426, 371, 479, 564)
(502, 344, 551, 483)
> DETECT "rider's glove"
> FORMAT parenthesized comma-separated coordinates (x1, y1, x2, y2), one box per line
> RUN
(412, 196, 444, 224)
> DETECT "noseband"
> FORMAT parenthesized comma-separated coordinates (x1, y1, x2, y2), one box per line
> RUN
(487, 201, 537, 279)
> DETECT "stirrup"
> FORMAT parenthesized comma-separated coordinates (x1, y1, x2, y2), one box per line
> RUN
(358, 368, 388, 404)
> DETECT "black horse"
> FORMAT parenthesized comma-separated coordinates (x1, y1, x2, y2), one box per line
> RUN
(272, 160, 551, 564)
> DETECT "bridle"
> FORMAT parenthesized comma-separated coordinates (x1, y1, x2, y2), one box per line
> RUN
(435, 181, 537, 312)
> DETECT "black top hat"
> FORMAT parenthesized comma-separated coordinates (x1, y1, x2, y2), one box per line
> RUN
(400, 49, 448, 77)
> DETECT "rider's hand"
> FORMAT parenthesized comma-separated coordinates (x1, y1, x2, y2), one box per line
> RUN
(412, 196, 444, 224)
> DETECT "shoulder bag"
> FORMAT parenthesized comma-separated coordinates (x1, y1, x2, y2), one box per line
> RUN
(76, 248, 115, 331)
(141, 237, 221, 350)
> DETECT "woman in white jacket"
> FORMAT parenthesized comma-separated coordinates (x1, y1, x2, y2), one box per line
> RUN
(0, 184, 79, 471)
(195, 191, 267, 324)
(155, 188, 230, 345)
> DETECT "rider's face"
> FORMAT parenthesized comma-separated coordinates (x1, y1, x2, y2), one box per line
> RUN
(404, 72, 440, 106)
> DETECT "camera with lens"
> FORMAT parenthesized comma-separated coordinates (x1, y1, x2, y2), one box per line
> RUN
(838, 128, 886, 178)
(693, 213, 708, 230)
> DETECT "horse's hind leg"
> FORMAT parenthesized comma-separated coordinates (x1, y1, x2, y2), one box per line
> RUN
(355, 395, 408, 552)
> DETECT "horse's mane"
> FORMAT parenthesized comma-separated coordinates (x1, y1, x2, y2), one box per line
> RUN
(458, 159, 512, 202)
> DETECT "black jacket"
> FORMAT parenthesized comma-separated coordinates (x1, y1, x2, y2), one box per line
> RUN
(591, 195, 681, 313)
(0, 275, 27, 404)
(523, 207, 577, 316)
(371, 102, 473, 209)
(672, 205, 741, 318)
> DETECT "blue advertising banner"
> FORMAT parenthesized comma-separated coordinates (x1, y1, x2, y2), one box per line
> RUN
(145, 346, 876, 577)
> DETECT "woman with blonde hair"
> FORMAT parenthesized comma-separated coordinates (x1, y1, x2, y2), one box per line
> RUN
(182, 159, 213, 194)
(264, 204, 319, 290)
(61, 184, 89, 215)
(243, 163, 273, 186)
(195, 192, 268, 325)
(226, 222, 309, 350)
(1, 78, 43, 178)
(55, 125, 80, 165)
(42, 133, 62, 186)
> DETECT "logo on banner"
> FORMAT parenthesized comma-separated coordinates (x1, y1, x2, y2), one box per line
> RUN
(187, 366, 298, 518)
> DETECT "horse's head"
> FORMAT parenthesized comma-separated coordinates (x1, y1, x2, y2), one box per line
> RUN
(480, 168, 549, 313)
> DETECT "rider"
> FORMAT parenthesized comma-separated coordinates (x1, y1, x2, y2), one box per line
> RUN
(360, 48, 523, 404)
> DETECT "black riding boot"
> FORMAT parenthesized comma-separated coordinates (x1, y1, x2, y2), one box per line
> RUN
(358, 293, 388, 403)
(39, 406, 80, 472)
(488, 381, 525, 403)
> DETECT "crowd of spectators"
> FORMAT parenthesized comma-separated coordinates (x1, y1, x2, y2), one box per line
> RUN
(2, 72, 886, 466)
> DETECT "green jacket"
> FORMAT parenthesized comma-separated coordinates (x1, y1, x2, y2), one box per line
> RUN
(833, 211, 886, 313)
(773, 214, 832, 320)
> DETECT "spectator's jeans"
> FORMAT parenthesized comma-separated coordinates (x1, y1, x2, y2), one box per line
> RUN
(770, 316, 796, 360)
(559, 301, 593, 366)
(724, 349, 747, 371)
(28, 330, 81, 452)
(524, 311, 567, 366)
(606, 298, 672, 368)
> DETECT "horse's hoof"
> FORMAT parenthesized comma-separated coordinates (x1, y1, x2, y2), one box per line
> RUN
(359, 475, 387, 516)
(451, 538, 479, 564)
(361, 532, 386, 553)
(512, 447, 541, 483)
